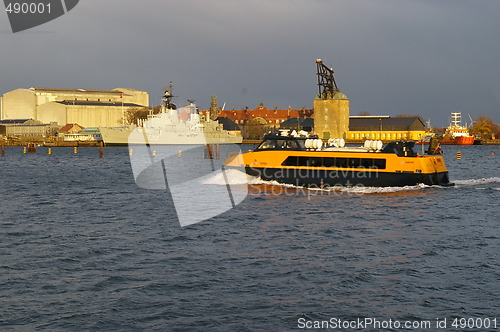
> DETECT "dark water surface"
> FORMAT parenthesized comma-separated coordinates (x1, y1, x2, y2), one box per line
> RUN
(0, 145, 498, 331)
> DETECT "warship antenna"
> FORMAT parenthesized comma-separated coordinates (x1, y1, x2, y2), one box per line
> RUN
(162, 81, 177, 109)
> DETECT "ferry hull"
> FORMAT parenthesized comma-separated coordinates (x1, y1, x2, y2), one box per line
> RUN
(245, 166, 452, 187)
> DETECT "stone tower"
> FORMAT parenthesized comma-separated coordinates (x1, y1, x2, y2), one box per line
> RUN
(313, 59, 350, 139)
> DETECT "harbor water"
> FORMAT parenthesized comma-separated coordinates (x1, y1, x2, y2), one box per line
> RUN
(0, 145, 498, 331)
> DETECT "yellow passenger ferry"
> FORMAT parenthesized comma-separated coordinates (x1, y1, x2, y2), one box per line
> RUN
(225, 132, 453, 187)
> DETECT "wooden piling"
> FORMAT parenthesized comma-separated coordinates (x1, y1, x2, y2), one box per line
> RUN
(1, 144, 4, 157)
(205, 144, 214, 159)
(215, 144, 220, 159)
(28, 143, 36, 153)
(99, 142, 103, 158)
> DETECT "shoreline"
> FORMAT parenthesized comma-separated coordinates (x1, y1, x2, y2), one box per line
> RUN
(1, 139, 499, 148)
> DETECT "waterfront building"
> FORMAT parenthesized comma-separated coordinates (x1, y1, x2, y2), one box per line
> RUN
(216, 103, 313, 139)
(58, 123, 84, 135)
(218, 103, 313, 126)
(348, 116, 426, 141)
(1, 87, 149, 128)
(0, 119, 60, 138)
(218, 104, 426, 142)
(280, 115, 427, 142)
(279, 117, 314, 132)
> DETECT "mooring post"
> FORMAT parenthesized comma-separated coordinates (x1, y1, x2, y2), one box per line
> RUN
(99, 142, 103, 158)
(1, 144, 5, 157)
(216, 144, 220, 159)
(205, 144, 214, 159)
(28, 143, 36, 153)
(48, 148, 52, 155)
(74, 147, 78, 154)
(209, 144, 214, 159)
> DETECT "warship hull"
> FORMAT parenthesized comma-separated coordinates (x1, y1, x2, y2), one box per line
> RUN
(100, 126, 242, 146)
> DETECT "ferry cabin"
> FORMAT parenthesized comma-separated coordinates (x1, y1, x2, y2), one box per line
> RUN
(225, 134, 453, 187)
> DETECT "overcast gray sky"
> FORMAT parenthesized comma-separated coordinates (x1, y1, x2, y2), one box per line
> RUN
(1, 0, 499, 127)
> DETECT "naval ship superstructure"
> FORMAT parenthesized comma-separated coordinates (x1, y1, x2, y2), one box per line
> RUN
(100, 84, 242, 145)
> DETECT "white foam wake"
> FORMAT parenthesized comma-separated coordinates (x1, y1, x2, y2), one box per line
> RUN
(250, 178, 430, 194)
(199, 169, 261, 185)
(453, 177, 500, 187)
(201, 172, 500, 193)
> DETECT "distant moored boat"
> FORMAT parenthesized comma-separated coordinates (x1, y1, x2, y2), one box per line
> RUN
(440, 112, 475, 145)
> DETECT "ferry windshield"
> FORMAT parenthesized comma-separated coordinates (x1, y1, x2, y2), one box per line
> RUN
(256, 139, 303, 150)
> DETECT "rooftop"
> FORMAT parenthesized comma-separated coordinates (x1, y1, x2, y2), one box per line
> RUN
(30, 87, 125, 95)
(56, 100, 144, 107)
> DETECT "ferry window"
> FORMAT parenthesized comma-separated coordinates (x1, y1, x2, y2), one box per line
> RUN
(257, 140, 275, 150)
(323, 157, 335, 167)
(360, 158, 373, 168)
(276, 140, 287, 149)
(284, 140, 299, 149)
(373, 159, 386, 169)
(282, 156, 298, 166)
(348, 158, 360, 168)
(335, 158, 348, 168)
(310, 157, 322, 167)
(298, 157, 310, 166)
(296, 140, 306, 149)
